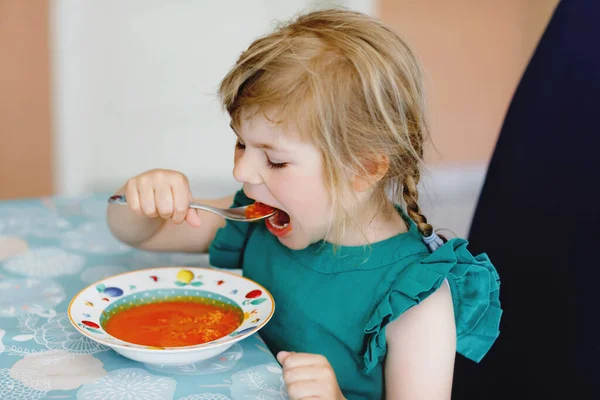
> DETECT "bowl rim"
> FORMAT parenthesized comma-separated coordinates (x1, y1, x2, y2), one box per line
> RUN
(67, 265, 275, 353)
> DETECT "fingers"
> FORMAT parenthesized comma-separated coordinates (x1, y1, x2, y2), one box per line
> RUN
(155, 185, 174, 219)
(277, 351, 292, 364)
(286, 380, 323, 399)
(278, 352, 328, 369)
(278, 352, 343, 400)
(283, 366, 334, 386)
(124, 179, 142, 216)
(120, 169, 197, 226)
(185, 209, 202, 228)
(171, 187, 190, 224)
(126, 177, 158, 218)
(137, 175, 159, 218)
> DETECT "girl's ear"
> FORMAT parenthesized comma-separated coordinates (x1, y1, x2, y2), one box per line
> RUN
(352, 155, 390, 192)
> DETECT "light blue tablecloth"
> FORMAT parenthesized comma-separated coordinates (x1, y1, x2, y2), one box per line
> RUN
(0, 194, 287, 400)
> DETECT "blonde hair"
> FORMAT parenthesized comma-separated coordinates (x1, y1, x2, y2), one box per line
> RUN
(218, 8, 436, 243)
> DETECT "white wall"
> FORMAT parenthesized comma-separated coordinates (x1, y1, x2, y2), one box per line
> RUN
(50, 0, 375, 198)
(50, 0, 484, 237)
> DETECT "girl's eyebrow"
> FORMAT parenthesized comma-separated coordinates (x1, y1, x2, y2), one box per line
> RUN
(230, 124, 289, 152)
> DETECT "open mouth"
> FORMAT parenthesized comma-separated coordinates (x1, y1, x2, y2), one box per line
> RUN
(265, 209, 292, 237)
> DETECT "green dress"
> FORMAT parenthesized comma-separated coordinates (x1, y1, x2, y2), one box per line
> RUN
(209, 190, 502, 400)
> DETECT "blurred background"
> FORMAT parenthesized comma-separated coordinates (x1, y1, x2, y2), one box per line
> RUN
(0, 0, 558, 237)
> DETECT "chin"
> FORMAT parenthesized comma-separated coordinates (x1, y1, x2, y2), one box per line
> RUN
(276, 235, 313, 251)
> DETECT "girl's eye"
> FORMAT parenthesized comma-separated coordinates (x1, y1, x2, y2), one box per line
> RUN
(267, 159, 288, 170)
(235, 140, 246, 150)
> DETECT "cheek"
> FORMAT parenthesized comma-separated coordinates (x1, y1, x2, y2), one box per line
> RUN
(273, 174, 330, 225)
(296, 196, 331, 230)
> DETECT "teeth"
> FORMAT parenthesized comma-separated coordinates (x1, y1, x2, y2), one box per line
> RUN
(268, 215, 289, 229)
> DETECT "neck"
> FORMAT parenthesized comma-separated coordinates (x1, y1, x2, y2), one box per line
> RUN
(326, 201, 407, 246)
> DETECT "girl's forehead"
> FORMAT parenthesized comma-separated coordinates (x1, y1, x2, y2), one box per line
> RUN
(236, 110, 308, 147)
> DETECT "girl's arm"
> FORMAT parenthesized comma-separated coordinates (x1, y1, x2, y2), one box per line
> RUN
(385, 281, 456, 399)
(108, 194, 233, 253)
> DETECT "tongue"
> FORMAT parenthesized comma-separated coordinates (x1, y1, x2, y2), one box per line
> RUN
(276, 210, 290, 225)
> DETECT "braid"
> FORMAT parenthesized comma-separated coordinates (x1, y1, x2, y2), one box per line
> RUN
(402, 171, 434, 237)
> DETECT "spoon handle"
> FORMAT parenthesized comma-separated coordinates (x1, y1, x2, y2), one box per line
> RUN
(108, 194, 216, 212)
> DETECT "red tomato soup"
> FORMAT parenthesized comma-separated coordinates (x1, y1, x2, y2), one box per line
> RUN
(245, 202, 275, 219)
(104, 300, 243, 347)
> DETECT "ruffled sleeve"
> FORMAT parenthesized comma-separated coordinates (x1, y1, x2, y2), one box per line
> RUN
(363, 238, 502, 373)
(208, 189, 255, 269)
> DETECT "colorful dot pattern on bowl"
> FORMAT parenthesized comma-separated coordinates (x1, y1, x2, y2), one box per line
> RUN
(69, 267, 274, 350)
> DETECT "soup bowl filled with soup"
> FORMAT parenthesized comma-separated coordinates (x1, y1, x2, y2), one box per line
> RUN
(68, 267, 274, 365)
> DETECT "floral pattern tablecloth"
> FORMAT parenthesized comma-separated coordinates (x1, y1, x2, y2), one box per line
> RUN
(0, 194, 288, 400)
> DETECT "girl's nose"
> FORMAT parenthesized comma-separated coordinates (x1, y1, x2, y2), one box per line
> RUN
(233, 151, 263, 185)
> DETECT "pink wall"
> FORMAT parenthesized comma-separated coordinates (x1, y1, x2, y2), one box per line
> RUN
(0, 0, 52, 199)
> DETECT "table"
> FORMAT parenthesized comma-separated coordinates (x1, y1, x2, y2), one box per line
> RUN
(0, 194, 287, 400)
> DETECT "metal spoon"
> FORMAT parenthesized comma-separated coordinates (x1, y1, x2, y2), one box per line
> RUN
(107, 194, 276, 222)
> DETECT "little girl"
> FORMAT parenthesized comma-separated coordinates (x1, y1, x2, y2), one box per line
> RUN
(108, 9, 501, 399)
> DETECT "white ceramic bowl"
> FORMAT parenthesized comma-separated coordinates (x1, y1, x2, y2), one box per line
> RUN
(68, 266, 274, 365)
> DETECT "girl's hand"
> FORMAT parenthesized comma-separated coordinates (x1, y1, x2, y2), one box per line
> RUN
(277, 351, 345, 400)
(122, 169, 202, 227)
